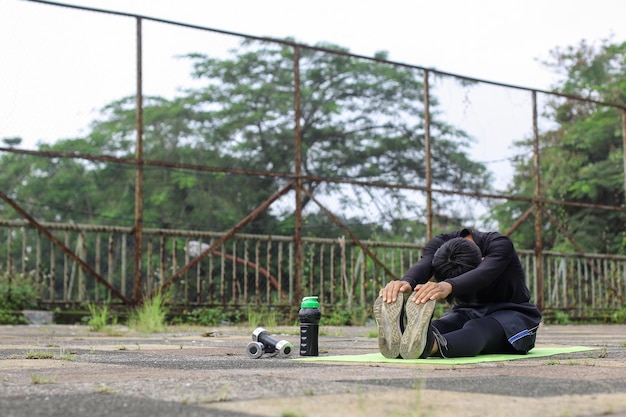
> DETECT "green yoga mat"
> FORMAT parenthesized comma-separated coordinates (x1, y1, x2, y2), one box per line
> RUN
(294, 346, 596, 365)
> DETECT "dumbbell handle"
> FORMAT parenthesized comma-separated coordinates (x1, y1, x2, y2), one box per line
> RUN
(252, 327, 294, 358)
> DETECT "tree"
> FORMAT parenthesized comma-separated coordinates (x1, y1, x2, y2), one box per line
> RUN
(184, 39, 491, 231)
(79, 95, 278, 232)
(491, 38, 626, 254)
(1, 39, 492, 237)
(0, 96, 277, 232)
(2, 137, 22, 147)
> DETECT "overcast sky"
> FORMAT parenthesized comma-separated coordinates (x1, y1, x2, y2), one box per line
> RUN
(1, 0, 625, 192)
(16, 0, 624, 87)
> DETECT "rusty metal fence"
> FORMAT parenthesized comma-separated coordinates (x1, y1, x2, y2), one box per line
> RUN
(2, 219, 626, 315)
(1, 1, 626, 317)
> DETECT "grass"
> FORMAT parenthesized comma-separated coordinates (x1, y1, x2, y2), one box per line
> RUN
(247, 307, 278, 330)
(24, 350, 54, 359)
(198, 383, 231, 404)
(23, 348, 75, 361)
(87, 303, 111, 331)
(128, 292, 168, 333)
(31, 373, 57, 384)
(280, 412, 305, 417)
(96, 383, 115, 394)
(58, 349, 75, 361)
(87, 303, 126, 335)
(552, 311, 572, 325)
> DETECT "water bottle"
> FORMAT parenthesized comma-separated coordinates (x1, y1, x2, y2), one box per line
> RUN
(299, 296, 321, 356)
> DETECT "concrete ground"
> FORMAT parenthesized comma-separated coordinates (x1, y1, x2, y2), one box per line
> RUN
(0, 322, 625, 417)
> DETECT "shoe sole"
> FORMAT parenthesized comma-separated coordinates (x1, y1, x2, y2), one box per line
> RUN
(400, 299, 436, 359)
(373, 293, 404, 359)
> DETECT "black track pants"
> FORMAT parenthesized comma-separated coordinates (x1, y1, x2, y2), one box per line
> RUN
(432, 315, 510, 357)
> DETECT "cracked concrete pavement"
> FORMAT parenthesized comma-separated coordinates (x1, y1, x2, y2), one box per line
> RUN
(1, 323, 625, 417)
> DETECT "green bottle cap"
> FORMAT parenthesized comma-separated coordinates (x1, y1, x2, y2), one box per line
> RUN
(301, 296, 319, 308)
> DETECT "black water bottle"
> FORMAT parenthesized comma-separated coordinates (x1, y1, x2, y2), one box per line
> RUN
(299, 296, 321, 356)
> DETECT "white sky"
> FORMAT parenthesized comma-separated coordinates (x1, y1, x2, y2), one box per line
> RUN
(1, 0, 625, 194)
(7, 0, 621, 87)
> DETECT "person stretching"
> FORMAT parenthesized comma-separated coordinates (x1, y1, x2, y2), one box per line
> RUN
(374, 228, 541, 358)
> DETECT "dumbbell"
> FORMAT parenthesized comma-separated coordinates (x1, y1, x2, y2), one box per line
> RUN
(246, 327, 293, 358)
(246, 341, 266, 359)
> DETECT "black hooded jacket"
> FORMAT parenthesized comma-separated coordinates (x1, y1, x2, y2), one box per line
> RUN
(400, 229, 541, 353)
(401, 228, 531, 305)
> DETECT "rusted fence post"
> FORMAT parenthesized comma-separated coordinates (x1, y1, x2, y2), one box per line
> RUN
(293, 45, 303, 305)
(532, 91, 544, 311)
(622, 110, 626, 200)
(423, 70, 433, 241)
(133, 17, 144, 304)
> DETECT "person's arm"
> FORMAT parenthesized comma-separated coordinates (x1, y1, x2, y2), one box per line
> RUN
(379, 233, 451, 303)
(443, 233, 514, 296)
(400, 234, 446, 288)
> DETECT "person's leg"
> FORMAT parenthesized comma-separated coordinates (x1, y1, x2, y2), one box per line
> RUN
(373, 292, 405, 358)
(399, 299, 436, 359)
(431, 310, 470, 334)
(400, 307, 470, 359)
(431, 316, 507, 358)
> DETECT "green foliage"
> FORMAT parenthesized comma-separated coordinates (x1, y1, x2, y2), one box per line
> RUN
(0, 309, 29, 325)
(86, 303, 116, 331)
(129, 292, 168, 333)
(611, 308, 626, 324)
(247, 307, 279, 329)
(0, 274, 37, 324)
(0, 39, 492, 233)
(0, 283, 36, 311)
(0, 275, 37, 311)
(491, 38, 626, 254)
(321, 302, 370, 326)
(551, 311, 572, 325)
(31, 373, 58, 384)
(2, 137, 22, 147)
(25, 350, 55, 359)
(180, 308, 226, 326)
(185, 40, 490, 223)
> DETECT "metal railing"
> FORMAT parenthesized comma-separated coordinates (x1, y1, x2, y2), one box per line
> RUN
(2, 220, 625, 314)
(2, 1, 626, 317)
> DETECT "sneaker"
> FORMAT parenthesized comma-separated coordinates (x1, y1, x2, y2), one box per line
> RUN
(427, 325, 448, 358)
(373, 292, 404, 359)
(399, 299, 436, 359)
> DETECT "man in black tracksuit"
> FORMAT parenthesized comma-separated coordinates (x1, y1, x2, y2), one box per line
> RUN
(376, 228, 542, 358)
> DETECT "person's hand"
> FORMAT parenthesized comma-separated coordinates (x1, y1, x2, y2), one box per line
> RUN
(410, 281, 452, 304)
(379, 280, 412, 303)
